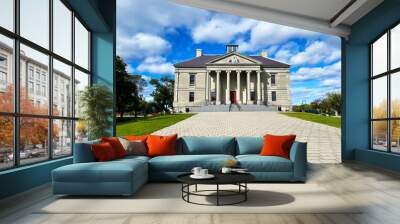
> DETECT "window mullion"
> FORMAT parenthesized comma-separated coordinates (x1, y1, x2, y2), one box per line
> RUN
(13, 0, 21, 167)
(48, 0, 54, 160)
(388, 30, 391, 153)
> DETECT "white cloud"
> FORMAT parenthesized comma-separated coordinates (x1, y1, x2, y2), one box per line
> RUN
(117, 0, 209, 36)
(117, 33, 171, 59)
(136, 56, 174, 74)
(191, 14, 256, 43)
(320, 78, 341, 87)
(239, 22, 320, 52)
(289, 41, 340, 66)
(291, 61, 341, 81)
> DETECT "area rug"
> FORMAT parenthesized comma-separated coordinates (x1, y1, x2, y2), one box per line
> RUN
(37, 183, 362, 214)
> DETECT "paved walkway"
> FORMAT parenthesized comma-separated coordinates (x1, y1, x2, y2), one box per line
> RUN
(154, 112, 341, 163)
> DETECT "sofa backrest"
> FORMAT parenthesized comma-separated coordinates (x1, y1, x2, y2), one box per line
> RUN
(235, 136, 263, 155)
(73, 140, 100, 163)
(177, 136, 236, 155)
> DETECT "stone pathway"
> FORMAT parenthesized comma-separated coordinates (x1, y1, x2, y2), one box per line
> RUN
(154, 112, 341, 164)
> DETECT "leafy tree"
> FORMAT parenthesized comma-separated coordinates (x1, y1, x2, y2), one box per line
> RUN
(326, 92, 341, 115)
(116, 56, 147, 118)
(0, 85, 59, 152)
(150, 76, 174, 113)
(79, 84, 113, 140)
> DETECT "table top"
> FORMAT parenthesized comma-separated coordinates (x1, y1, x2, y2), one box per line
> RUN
(177, 172, 255, 185)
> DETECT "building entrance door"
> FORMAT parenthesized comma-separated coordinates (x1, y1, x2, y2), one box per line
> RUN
(230, 91, 236, 104)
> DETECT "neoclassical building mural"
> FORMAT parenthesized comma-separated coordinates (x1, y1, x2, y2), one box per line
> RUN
(173, 45, 292, 112)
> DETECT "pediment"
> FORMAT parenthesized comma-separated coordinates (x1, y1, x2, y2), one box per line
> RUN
(207, 52, 260, 65)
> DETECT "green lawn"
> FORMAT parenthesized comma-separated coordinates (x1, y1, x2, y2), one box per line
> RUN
(116, 114, 195, 136)
(281, 112, 341, 128)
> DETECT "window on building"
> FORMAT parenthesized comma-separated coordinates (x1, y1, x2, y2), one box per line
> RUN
(272, 91, 277, 101)
(0, 0, 91, 170)
(0, 71, 6, 85)
(271, 74, 276, 85)
(0, 55, 6, 67)
(189, 92, 194, 102)
(29, 67, 34, 80)
(28, 82, 34, 93)
(371, 23, 400, 154)
(189, 74, 196, 86)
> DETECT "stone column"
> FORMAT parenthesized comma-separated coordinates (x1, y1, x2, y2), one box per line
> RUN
(236, 70, 241, 104)
(205, 71, 209, 103)
(216, 71, 221, 105)
(246, 71, 251, 104)
(226, 71, 231, 104)
(257, 70, 261, 105)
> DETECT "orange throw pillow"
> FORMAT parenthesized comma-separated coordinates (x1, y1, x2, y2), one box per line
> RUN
(101, 137, 126, 158)
(260, 134, 296, 159)
(124, 135, 148, 142)
(146, 134, 178, 157)
(91, 142, 117, 161)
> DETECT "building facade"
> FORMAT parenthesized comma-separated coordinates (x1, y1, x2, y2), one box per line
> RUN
(173, 45, 292, 112)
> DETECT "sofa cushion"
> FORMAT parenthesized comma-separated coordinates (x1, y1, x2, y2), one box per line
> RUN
(53, 158, 147, 183)
(91, 142, 118, 161)
(149, 154, 235, 172)
(235, 137, 263, 155)
(147, 134, 178, 157)
(101, 137, 127, 158)
(260, 134, 296, 159)
(236, 155, 293, 172)
(177, 136, 236, 155)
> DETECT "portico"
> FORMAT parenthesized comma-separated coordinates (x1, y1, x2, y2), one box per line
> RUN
(206, 69, 266, 105)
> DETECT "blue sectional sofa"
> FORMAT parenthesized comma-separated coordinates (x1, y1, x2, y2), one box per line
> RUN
(52, 136, 307, 196)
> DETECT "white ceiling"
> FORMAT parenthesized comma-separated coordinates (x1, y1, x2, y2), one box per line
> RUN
(171, 0, 384, 38)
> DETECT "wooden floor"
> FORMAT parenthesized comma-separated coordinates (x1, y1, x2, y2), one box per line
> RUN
(1, 162, 400, 224)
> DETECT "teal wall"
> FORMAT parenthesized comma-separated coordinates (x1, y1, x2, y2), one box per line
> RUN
(343, 0, 400, 171)
(0, 0, 116, 200)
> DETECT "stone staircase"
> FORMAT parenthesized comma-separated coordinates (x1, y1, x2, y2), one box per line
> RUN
(189, 104, 278, 112)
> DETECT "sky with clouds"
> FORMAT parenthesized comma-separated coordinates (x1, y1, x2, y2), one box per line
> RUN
(116, 0, 341, 105)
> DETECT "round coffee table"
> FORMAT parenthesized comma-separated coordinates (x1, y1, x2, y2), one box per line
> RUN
(177, 173, 255, 206)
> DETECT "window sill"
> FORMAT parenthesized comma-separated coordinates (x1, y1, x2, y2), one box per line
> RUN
(0, 156, 72, 175)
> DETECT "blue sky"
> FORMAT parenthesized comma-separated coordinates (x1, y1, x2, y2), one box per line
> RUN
(117, 0, 341, 105)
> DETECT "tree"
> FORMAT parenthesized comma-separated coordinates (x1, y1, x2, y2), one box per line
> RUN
(79, 84, 113, 140)
(0, 85, 58, 152)
(150, 76, 174, 113)
(116, 56, 147, 118)
(326, 92, 341, 115)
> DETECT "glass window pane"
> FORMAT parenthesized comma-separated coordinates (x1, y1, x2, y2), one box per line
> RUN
(391, 24, 400, 70)
(75, 120, 88, 143)
(0, 35, 14, 112)
(391, 72, 400, 118)
(372, 76, 387, 119)
(372, 33, 387, 76)
(74, 18, 89, 70)
(20, 117, 49, 165)
(20, 0, 49, 49)
(0, 116, 14, 170)
(53, 0, 72, 60)
(0, 0, 14, 31)
(391, 120, 400, 153)
(372, 121, 388, 151)
(53, 59, 72, 117)
(20, 44, 49, 115)
(74, 69, 89, 117)
(53, 119, 72, 157)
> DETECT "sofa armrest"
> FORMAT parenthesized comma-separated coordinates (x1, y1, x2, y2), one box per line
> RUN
(73, 140, 100, 163)
(289, 141, 307, 181)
